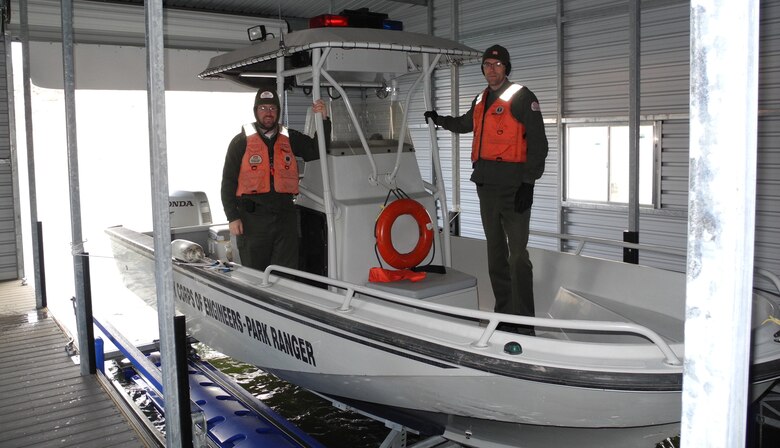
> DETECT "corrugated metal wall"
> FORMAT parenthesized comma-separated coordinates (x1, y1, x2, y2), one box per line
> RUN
(0, 34, 21, 281)
(384, 0, 779, 282)
(460, 2, 559, 247)
(757, 0, 780, 283)
(562, 0, 691, 267)
(390, 1, 561, 245)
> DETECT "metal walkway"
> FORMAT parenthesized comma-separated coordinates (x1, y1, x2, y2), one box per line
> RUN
(0, 280, 149, 448)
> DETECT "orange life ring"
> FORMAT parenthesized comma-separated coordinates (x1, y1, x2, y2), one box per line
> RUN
(375, 198, 434, 269)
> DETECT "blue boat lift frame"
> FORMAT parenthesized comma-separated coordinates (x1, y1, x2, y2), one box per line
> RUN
(93, 314, 466, 448)
(93, 316, 326, 448)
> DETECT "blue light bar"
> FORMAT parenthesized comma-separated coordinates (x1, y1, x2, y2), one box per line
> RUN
(382, 19, 403, 31)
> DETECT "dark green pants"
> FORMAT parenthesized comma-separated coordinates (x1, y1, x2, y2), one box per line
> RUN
(476, 184, 534, 317)
(236, 206, 299, 271)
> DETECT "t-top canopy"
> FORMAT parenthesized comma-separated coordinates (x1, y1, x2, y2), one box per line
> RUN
(199, 27, 481, 80)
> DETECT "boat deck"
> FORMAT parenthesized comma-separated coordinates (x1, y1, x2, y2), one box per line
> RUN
(0, 280, 150, 448)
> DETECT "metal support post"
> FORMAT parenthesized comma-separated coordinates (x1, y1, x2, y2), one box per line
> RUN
(449, 0, 461, 237)
(627, 0, 641, 258)
(61, 0, 94, 377)
(311, 48, 338, 279)
(81, 252, 96, 373)
(144, 0, 186, 446)
(682, 1, 759, 445)
(20, 0, 44, 308)
(422, 54, 451, 266)
(36, 221, 46, 307)
(555, 0, 566, 251)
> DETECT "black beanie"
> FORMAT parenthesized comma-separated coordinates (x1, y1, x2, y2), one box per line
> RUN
(481, 44, 511, 76)
(253, 88, 281, 120)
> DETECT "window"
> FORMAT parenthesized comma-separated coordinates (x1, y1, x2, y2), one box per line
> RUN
(565, 124, 655, 206)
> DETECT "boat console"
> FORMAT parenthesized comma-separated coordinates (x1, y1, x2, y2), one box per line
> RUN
(296, 147, 443, 285)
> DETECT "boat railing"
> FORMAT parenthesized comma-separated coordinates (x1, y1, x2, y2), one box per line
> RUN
(530, 229, 686, 257)
(260, 264, 682, 366)
(531, 230, 780, 296)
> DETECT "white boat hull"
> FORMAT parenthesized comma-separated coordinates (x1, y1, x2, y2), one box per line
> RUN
(108, 224, 780, 446)
(104, 228, 685, 443)
(105, 25, 780, 447)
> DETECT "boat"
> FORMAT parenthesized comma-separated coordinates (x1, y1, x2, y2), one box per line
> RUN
(107, 25, 780, 447)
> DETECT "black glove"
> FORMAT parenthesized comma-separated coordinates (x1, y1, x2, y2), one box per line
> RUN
(514, 183, 535, 213)
(424, 110, 440, 126)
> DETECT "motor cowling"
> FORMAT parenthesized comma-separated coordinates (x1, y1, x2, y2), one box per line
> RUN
(169, 191, 212, 228)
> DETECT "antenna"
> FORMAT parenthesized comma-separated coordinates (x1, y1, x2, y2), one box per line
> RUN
(278, 1, 285, 47)
(277, 0, 287, 126)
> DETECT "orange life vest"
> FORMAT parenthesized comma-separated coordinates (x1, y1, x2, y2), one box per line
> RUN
(235, 124, 299, 196)
(472, 83, 527, 163)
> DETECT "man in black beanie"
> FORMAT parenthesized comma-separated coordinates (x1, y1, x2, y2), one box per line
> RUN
(424, 44, 548, 335)
(221, 86, 330, 271)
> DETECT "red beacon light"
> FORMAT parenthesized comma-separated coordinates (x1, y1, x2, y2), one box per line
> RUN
(309, 14, 349, 28)
(309, 9, 403, 30)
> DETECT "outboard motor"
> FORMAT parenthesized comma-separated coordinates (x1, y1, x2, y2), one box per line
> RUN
(167, 191, 238, 264)
(169, 191, 212, 228)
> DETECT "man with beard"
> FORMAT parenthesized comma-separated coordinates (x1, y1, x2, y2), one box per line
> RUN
(221, 87, 330, 271)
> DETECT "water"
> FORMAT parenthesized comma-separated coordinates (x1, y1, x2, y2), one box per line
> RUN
(199, 346, 401, 448)
(108, 344, 403, 448)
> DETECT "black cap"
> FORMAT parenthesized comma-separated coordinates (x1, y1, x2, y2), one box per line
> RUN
(253, 88, 281, 120)
(481, 44, 511, 76)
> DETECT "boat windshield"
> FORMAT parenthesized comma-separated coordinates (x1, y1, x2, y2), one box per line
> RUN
(304, 94, 414, 153)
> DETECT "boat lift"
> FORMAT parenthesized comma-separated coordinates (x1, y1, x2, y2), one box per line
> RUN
(93, 315, 325, 448)
(92, 314, 466, 448)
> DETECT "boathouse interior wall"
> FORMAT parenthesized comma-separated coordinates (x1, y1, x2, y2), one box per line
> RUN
(2, 0, 778, 300)
(0, 30, 21, 281)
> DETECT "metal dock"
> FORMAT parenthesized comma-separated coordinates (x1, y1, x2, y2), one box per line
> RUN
(0, 279, 151, 447)
(0, 279, 334, 448)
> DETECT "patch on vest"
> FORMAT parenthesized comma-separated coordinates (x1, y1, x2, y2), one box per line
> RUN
(531, 101, 541, 112)
(495, 106, 505, 114)
(283, 154, 292, 166)
(249, 154, 263, 165)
